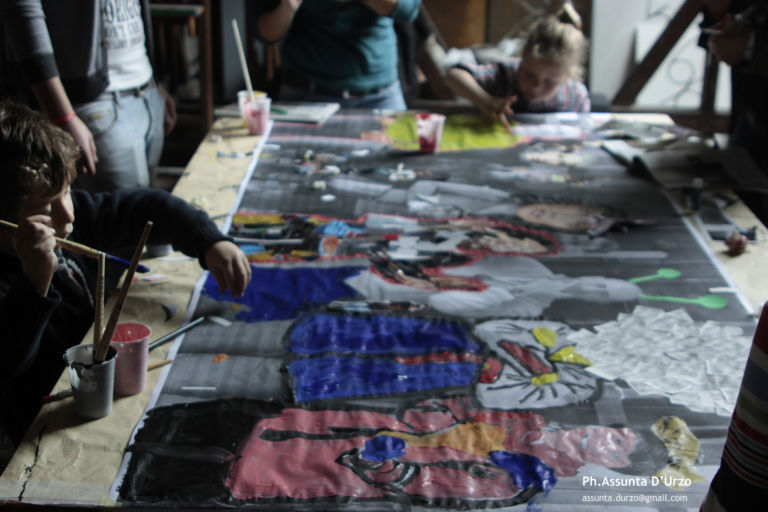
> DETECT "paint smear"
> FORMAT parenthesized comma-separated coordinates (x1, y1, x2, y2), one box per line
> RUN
(386, 113, 526, 151)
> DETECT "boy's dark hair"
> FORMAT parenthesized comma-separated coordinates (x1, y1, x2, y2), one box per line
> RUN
(0, 100, 80, 219)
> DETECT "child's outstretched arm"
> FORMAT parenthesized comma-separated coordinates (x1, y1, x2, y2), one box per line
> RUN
(204, 241, 252, 298)
(446, 67, 516, 131)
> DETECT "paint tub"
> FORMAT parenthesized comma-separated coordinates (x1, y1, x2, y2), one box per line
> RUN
(111, 322, 151, 396)
(237, 90, 267, 126)
(244, 96, 271, 135)
(64, 344, 116, 419)
(415, 113, 445, 153)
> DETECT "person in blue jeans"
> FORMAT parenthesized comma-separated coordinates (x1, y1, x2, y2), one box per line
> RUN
(253, 0, 421, 111)
(0, 0, 176, 193)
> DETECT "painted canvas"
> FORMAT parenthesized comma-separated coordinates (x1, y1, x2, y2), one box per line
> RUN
(113, 111, 754, 509)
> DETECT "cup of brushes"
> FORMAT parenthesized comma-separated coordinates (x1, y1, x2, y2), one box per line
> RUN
(62, 221, 153, 419)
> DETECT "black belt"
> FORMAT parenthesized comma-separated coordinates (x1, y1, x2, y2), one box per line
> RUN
(282, 71, 389, 99)
(108, 81, 152, 99)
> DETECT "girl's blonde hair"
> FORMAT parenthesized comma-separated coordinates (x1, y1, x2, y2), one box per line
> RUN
(523, 15, 588, 81)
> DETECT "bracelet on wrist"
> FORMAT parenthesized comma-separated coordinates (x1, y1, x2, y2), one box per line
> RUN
(51, 110, 76, 126)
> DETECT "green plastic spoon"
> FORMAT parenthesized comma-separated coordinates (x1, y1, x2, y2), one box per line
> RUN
(638, 294, 728, 309)
(629, 268, 682, 284)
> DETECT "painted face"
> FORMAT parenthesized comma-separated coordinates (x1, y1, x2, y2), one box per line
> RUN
(516, 204, 604, 232)
(564, 276, 641, 302)
(518, 55, 569, 103)
(473, 320, 598, 409)
(226, 407, 552, 505)
(17, 184, 75, 239)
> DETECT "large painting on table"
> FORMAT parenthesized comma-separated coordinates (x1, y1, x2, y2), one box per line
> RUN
(114, 112, 754, 509)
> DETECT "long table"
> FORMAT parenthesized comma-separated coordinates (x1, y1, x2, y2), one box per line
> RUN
(2, 110, 768, 510)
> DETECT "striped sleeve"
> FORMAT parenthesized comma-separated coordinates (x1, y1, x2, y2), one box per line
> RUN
(706, 306, 768, 509)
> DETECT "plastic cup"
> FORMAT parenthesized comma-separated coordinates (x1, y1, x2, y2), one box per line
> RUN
(244, 96, 271, 135)
(111, 322, 151, 396)
(64, 344, 117, 419)
(415, 113, 446, 153)
(237, 90, 267, 123)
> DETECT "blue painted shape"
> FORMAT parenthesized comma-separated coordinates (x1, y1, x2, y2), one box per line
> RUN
(204, 266, 366, 321)
(289, 313, 479, 355)
(489, 451, 557, 494)
(288, 356, 478, 401)
(238, 244, 265, 254)
(362, 436, 407, 462)
(315, 220, 362, 237)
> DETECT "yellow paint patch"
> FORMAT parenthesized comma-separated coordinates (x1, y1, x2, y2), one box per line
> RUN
(549, 346, 592, 366)
(290, 250, 318, 258)
(382, 420, 506, 455)
(531, 372, 560, 386)
(247, 252, 275, 262)
(531, 327, 557, 347)
(213, 353, 228, 363)
(233, 213, 284, 225)
(386, 113, 525, 151)
(651, 416, 705, 489)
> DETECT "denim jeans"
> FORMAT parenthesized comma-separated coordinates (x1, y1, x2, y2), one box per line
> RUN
(279, 80, 407, 111)
(73, 83, 165, 193)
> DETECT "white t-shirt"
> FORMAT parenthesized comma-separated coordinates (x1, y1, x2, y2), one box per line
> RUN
(102, 0, 153, 91)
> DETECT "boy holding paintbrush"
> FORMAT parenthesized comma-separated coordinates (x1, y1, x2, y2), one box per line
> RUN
(0, 100, 252, 468)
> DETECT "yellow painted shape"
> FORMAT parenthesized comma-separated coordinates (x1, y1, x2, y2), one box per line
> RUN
(289, 250, 317, 258)
(386, 113, 525, 151)
(531, 327, 557, 347)
(382, 421, 506, 455)
(651, 416, 705, 488)
(549, 346, 592, 366)
(247, 252, 275, 262)
(233, 213, 284, 225)
(531, 372, 560, 386)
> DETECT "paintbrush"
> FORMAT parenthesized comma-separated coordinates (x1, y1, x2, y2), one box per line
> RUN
(232, 236, 304, 246)
(148, 315, 230, 351)
(0, 219, 150, 273)
(148, 316, 206, 351)
(94, 221, 153, 362)
(94, 252, 105, 346)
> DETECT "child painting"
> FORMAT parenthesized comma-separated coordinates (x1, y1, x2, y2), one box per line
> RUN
(446, 13, 590, 131)
(0, 100, 252, 468)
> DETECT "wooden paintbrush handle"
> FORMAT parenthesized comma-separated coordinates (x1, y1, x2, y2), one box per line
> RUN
(94, 221, 153, 362)
(0, 218, 99, 258)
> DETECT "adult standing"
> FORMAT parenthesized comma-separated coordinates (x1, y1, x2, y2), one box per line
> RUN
(698, 0, 768, 224)
(252, 0, 421, 111)
(702, 0, 767, 167)
(0, 0, 177, 192)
